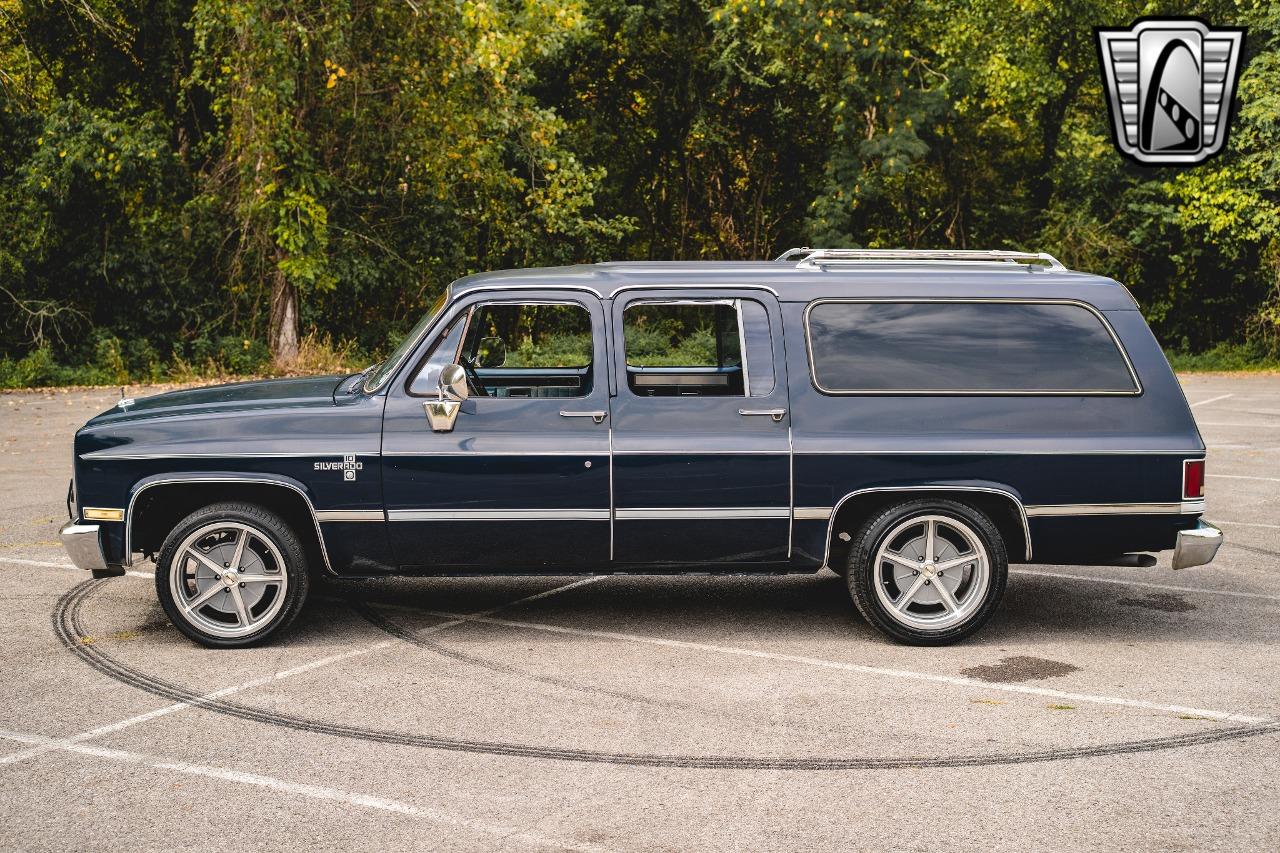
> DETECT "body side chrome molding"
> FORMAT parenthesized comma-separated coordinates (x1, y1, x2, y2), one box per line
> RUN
(124, 475, 337, 576)
(1025, 501, 1206, 517)
(615, 507, 790, 520)
(820, 485, 1034, 567)
(82, 450, 379, 461)
(387, 507, 790, 522)
(389, 509, 610, 521)
(793, 448, 1205, 455)
(314, 510, 386, 522)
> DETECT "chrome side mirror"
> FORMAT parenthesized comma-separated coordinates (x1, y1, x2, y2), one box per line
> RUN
(439, 364, 469, 402)
(423, 364, 469, 432)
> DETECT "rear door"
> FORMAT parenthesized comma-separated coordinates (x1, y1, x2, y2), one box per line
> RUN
(609, 289, 792, 565)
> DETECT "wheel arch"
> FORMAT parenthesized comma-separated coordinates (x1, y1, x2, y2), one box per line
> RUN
(125, 473, 334, 575)
(823, 483, 1031, 569)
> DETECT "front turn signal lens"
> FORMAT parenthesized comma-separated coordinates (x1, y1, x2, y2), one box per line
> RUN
(83, 507, 125, 522)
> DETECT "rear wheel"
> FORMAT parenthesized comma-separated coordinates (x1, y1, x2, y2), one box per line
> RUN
(155, 502, 310, 648)
(846, 499, 1007, 645)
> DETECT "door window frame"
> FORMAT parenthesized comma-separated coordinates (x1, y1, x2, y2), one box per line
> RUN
(402, 294, 607, 400)
(615, 292, 781, 401)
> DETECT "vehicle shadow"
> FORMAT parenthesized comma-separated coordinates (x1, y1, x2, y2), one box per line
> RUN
(304, 568, 1262, 649)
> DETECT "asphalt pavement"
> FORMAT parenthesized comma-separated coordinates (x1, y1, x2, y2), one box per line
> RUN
(1, 374, 1277, 851)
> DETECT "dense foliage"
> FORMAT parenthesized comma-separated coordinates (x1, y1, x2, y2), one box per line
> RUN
(1, 0, 1277, 384)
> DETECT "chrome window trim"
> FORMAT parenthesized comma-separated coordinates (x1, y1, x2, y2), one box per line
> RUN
(124, 475, 337, 575)
(819, 485, 1033, 567)
(801, 298, 1143, 396)
(735, 299, 750, 396)
(437, 285, 783, 402)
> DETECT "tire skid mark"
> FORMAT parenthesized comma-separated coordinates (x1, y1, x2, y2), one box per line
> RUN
(55, 580, 1280, 771)
(348, 599, 705, 715)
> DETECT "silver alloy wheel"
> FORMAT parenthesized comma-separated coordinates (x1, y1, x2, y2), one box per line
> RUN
(168, 521, 288, 639)
(871, 514, 990, 632)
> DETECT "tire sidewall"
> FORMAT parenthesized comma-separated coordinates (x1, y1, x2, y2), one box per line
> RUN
(847, 499, 1008, 646)
(155, 502, 311, 648)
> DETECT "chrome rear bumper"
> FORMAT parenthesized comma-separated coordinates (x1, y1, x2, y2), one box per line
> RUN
(59, 521, 108, 572)
(1172, 520, 1223, 570)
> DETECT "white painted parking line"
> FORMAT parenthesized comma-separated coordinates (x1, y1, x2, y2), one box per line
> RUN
(0, 555, 152, 579)
(1009, 568, 1280, 602)
(1216, 519, 1280, 530)
(0, 576, 602, 768)
(1191, 393, 1234, 408)
(415, 610, 1270, 724)
(0, 729, 609, 851)
(1198, 422, 1280, 428)
(1208, 473, 1280, 482)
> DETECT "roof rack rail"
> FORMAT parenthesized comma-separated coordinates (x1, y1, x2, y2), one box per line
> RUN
(774, 247, 1066, 272)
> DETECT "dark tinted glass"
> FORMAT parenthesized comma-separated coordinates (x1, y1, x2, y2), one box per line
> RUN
(807, 302, 1137, 393)
(740, 300, 775, 396)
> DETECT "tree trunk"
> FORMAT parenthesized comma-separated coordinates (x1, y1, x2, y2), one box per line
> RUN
(269, 261, 299, 369)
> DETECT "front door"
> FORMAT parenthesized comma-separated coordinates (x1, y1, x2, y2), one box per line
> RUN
(381, 291, 611, 569)
(609, 289, 792, 565)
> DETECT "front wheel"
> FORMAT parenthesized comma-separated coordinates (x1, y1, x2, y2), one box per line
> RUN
(155, 502, 310, 648)
(846, 499, 1007, 645)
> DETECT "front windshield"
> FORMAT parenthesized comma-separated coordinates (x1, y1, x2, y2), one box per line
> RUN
(363, 289, 449, 393)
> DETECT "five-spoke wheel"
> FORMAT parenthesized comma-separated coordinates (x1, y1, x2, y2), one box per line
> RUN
(156, 503, 310, 647)
(846, 499, 1007, 645)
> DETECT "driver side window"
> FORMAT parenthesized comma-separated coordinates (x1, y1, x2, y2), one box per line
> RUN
(411, 302, 594, 398)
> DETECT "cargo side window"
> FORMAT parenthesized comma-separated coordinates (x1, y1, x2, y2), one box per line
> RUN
(623, 299, 773, 398)
(805, 300, 1140, 394)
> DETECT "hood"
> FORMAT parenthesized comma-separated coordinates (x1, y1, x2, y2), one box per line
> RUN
(85, 375, 349, 429)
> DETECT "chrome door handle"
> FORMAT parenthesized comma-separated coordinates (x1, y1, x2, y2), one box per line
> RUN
(739, 408, 787, 422)
(560, 410, 608, 424)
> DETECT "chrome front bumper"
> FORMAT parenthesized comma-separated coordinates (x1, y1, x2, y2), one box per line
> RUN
(59, 521, 108, 572)
(1172, 520, 1223, 570)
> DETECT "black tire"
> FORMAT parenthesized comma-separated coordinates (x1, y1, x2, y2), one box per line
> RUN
(155, 502, 311, 648)
(846, 498, 1007, 646)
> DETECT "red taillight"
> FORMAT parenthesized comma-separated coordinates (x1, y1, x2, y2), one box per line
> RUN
(1184, 459, 1205, 499)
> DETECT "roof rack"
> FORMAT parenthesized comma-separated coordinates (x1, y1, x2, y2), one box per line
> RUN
(774, 247, 1066, 272)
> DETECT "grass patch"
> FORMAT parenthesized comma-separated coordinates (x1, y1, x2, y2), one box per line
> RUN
(1165, 341, 1280, 373)
(1, 332, 366, 390)
(1046, 703, 1076, 711)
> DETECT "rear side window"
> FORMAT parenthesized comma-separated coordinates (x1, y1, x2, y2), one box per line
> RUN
(622, 299, 775, 397)
(805, 301, 1138, 394)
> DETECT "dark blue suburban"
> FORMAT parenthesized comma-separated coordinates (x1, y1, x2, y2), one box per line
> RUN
(61, 249, 1222, 646)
